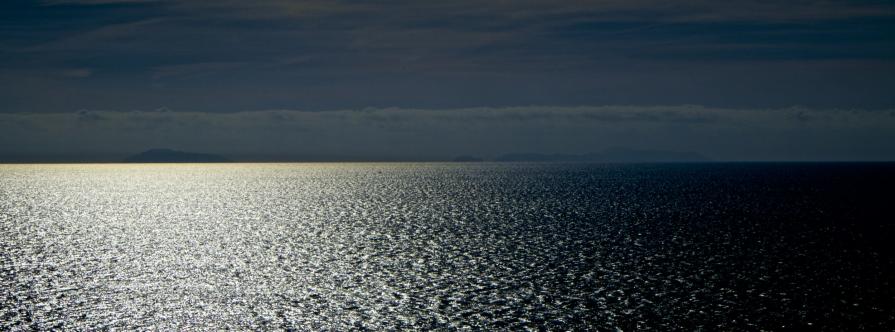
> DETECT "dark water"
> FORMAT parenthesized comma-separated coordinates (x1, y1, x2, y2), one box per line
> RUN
(1, 163, 893, 330)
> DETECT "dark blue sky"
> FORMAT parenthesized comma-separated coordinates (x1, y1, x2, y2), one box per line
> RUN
(3, 0, 894, 112)
(1, 0, 895, 160)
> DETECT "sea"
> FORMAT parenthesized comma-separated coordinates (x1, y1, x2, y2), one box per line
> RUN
(1, 163, 893, 330)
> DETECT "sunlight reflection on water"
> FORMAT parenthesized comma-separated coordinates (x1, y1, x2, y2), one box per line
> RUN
(1, 163, 893, 330)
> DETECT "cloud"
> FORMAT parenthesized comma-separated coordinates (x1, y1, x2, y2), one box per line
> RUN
(160, 1, 895, 23)
(151, 61, 250, 80)
(61, 68, 93, 78)
(7, 0, 893, 115)
(42, 0, 158, 5)
(2, 106, 894, 161)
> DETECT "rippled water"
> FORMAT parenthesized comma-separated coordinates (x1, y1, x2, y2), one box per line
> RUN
(1, 163, 893, 330)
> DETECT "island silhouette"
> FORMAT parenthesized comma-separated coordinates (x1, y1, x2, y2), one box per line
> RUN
(124, 149, 231, 163)
(118, 147, 706, 163)
(496, 148, 708, 162)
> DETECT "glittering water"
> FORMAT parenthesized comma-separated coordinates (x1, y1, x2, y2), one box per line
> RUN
(1, 163, 893, 330)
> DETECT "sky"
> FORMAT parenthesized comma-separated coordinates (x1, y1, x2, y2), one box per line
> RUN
(1, 0, 895, 161)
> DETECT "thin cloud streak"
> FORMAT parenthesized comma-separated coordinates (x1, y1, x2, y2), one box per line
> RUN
(3, 106, 894, 162)
(42, 0, 158, 5)
(160, 1, 895, 22)
(4, 0, 893, 113)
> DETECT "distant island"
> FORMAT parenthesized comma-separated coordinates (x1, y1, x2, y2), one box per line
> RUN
(124, 149, 231, 163)
(117, 148, 704, 163)
(496, 148, 709, 163)
(452, 155, 484, 162)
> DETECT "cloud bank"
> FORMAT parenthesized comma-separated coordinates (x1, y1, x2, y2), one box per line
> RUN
(2, 106, 894, 162)
(5, 0, 895, 113)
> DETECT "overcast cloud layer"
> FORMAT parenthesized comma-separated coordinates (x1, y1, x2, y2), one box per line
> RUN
(3, 106, 894, 162)
(2, 0, 894, 113)
(2, 1, 894, 161)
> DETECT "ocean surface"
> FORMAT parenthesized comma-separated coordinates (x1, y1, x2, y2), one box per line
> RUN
(1, 163, 893, 330)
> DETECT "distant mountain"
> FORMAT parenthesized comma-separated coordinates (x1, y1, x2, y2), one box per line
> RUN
(496, 153, 576, 162)
(124, 149, 231, 163)
(495, 148, 709, 162)
(452, 155, 484, 162)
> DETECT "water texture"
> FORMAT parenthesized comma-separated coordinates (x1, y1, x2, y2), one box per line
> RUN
(1, 163, 893, 330)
